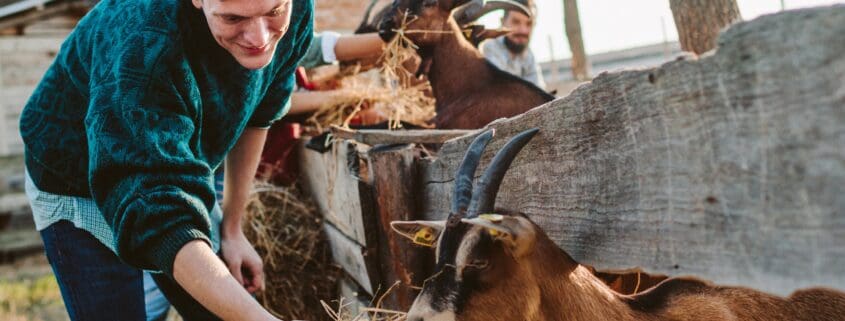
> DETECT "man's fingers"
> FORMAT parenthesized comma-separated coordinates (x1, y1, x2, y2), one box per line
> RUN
(246, 259, 265, 292)
(229, 260, 244, 286)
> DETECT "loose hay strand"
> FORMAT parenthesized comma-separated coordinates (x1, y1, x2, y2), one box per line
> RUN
(321, 282, 408, 321)
(306, 10, 435, 131)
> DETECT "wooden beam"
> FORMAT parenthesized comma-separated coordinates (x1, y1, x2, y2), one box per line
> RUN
(299, 140, 373, 245)
(0, 230, 42, 263)
(323, 223, 379, 295)
(0, 193, 30, 231)
(367, 144, 431, 310)
(420, 6, 845, 296)
(0, 0, 87, 31)
(330, 126, 475, 145)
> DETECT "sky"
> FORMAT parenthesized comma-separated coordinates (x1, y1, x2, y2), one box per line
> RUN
(478, 0, 845, 62)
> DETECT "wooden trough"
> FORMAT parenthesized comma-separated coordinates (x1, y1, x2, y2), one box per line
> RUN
(299, 5, 845, 312)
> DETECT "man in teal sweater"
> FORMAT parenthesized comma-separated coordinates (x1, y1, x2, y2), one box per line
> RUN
(18, 0, 312, 320)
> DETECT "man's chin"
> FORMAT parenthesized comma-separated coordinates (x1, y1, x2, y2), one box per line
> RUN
(235, 54, 274, 70)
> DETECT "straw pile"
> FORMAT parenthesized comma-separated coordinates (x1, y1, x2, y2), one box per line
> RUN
(305, 14, 436, 132)
(244, 182, 341, 321)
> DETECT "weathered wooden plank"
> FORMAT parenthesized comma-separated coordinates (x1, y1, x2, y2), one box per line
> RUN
(323, 223, 377, 295)
(299, 140, 372, 245)
(0, 193, 31, 230)
(0, 229, 42, 263)
(335, 276, 373, 319)
(420, 6, 845, 296)
(0, 36, 64, 53)
(331, 126, 474, 145)
(367, 144, 430, 310)
(0, 0, 86, 31)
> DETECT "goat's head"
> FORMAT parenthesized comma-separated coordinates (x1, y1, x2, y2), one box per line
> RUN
(392, 128, 572, 321)
(377, 0, 531, 48)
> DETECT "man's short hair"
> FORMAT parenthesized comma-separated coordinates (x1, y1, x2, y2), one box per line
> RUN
(503, 0, 537, 19)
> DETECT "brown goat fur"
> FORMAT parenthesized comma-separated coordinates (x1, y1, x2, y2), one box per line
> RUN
(399, 213, 845, 321)
(379, 0, 554, 129)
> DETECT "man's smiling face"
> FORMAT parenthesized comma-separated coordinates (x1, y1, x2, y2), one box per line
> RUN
(192, 0, 293, 70)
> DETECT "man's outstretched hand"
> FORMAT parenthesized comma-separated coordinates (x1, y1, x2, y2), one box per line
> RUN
(222, 229, 265, 293)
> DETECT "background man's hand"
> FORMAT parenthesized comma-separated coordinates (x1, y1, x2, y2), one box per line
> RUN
(222, 229, 265, 293)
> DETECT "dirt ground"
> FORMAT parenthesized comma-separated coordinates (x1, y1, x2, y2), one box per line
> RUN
(0, 254, 67, 321)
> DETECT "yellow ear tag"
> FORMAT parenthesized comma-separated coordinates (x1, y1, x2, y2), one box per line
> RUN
(488, 228, 501, 237)
(479, 214, 504, 223)
(413, 227, 437, 247)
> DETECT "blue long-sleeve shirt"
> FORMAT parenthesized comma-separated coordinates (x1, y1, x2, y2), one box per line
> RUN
(19, 0, 313, 276)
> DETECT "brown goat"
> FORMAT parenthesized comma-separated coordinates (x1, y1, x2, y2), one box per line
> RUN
(392, 129, 845, 321)
(378, 0, 554, 129)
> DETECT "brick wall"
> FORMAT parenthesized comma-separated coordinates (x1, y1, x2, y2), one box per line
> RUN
(314, 0, 391, 32)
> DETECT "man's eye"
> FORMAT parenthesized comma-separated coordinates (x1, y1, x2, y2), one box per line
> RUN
(223, 16, 244, 23)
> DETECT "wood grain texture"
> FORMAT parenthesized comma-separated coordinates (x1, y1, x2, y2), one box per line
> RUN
(368, 144, 431, 310)
(670, 0, 742, 55)
(330, 126, 474, 145)
(419, 6, 845, 296)
(300, 140, 371, 245)
(323, 223, 377, 295)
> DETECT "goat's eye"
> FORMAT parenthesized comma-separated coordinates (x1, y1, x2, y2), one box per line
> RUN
(469, 259, 489, 270)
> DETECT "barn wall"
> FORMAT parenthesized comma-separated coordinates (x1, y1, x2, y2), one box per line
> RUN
(420, 5, 845, 296)
(314, 0, 391, 32)
(0, 12, 75, 157)
(0, 35, 64, 157)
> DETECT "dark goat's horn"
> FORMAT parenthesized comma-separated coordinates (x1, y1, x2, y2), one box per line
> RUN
(466, 128, 539, 217)
(451, 129, 495, 215)
(453, 0, 532, 26)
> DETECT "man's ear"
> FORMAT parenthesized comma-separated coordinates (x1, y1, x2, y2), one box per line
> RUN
(462, 214, 536, 257)
(191, 0, 202, 10)
(390, 220, 446, 247)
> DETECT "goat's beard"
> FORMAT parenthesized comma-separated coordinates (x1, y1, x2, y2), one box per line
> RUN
(504, 36, 529, 54)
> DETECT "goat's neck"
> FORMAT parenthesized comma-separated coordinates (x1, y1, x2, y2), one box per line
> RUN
(421, 21, 492, 109)
(529, 241, 639, 321)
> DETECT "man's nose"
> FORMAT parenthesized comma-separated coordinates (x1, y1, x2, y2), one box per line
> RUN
(242, 18, 270, 47)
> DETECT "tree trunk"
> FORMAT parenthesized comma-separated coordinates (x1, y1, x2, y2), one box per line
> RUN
(669, 0, 742, 55)
(563, 0, 590, 81)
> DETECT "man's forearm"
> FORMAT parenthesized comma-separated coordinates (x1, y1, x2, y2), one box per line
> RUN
(173, 240, 275, 321)
(334, 33, 384, 62)
(222, 127, 268, 235)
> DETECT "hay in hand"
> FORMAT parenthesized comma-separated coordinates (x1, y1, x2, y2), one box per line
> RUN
(245, 182, 341, 321)
(305, 12, 436, 132)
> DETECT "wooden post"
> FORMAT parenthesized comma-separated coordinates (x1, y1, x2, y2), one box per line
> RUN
(299, 140, 382, 295)
(669, 0, 742, 55)
(563, 0, 590, 80)
(367, 144, 431, 310)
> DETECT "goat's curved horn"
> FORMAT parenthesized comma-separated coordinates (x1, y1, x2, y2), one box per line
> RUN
(451, 129, 495, 215)
(453, 0, 532, 26)
(466, 128, 539, 217)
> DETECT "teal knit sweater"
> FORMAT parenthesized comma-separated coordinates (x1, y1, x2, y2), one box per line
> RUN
(19, 0, 313, 276)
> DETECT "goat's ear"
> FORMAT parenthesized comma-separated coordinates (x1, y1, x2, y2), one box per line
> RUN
(444, 0, 473, 11)
(473, 27, 511, 44)
(462, 214, 536, 257)
(390, 220, 446, 248)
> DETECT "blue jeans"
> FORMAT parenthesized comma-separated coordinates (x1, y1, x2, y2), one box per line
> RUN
(41, 220, 222, 321)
